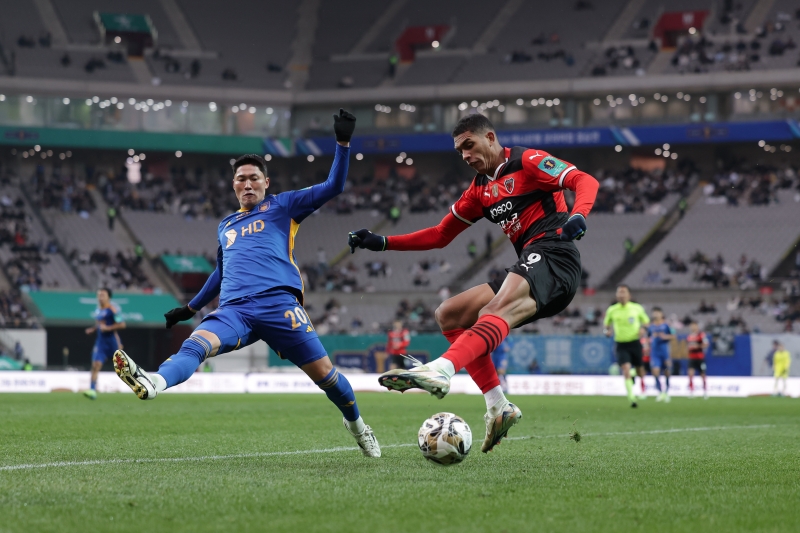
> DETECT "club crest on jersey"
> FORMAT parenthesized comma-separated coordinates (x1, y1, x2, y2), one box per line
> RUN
(492, 184, 499, 197)
(225, 229, 238, 248)
(259, 201, 270, 212)
(504, 177, 514, 194)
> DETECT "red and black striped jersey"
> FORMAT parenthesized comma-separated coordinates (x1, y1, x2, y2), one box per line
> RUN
(385, 145, 598, 257)
(450, 146, 587, 255)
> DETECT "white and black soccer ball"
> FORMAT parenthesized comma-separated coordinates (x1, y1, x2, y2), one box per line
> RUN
(418, 412, 472, 466)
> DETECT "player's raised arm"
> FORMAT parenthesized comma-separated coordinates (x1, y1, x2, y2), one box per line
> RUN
(281, 109, 356, 223)
(164, 246, 223, 328)
(558, 169, 599, 241)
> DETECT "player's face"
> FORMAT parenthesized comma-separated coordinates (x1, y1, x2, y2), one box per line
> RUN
(690, 323, 699, 333)
(454, 130, 496, 174)
(233, 165, 269, 209)
(615, 286, 630, 304)
(97, 289, 110, 307)
(652, 310, 663, 322)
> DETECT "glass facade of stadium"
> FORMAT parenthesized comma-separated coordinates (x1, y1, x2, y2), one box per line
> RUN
(1, 87, 799, 139)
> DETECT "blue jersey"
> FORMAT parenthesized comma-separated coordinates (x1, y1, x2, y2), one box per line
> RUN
(648, 323, 673, 357)
(190, 144, 350, 309)
(93, 304, 122, 341)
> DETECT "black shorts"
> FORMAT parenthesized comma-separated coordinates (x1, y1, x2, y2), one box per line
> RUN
(688, 359, 706, 373)
(488, 238, 581, 327)
(390, 354, 406, 368)
(616, 340, 643, 367)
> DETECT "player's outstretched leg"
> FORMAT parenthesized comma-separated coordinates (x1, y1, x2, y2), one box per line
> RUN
(114, 332, 213, 399)
(113, 349, 159, 400)
(303, 358, 380, 457)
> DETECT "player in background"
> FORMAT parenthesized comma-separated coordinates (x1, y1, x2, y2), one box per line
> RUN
(648, 307, 675, 402)
(83, 288, 125, 399)
(640, 336, 650, 397)
(349, 114, 598, 451)
(686, 320, 710, 399)
(387, 320, 411, 370)
(491, 339, 510, 394)
(112, 110, 381, 457)
(604, 285, 649, 407)
(770, 340, 791, 397)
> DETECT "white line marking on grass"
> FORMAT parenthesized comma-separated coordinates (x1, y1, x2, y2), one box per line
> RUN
(0, 425, 774, 472)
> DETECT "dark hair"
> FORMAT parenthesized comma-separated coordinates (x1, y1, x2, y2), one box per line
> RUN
(232, 154, 267, 176)
(99, 287, 112, 298)
(451, 113, 495, 138)
(616, 284, 630, 291)
(652, 306, 663, 313)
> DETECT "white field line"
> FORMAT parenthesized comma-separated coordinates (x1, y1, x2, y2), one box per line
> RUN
(0, 424, 774, 472)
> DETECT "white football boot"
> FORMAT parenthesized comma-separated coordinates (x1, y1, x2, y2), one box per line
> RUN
(343, 418, 381, 457)
(113, 350, 157, 400)
(377, 354, 450, 399)
(481, 402, 523, 453)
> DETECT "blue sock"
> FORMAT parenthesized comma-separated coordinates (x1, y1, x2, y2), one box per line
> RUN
(665, 375, 670, 392)
(654, 375, 662, 392)
(90, 381, 97, 391)
(315, 368, 360, 422)
(157, 335, 211, 388)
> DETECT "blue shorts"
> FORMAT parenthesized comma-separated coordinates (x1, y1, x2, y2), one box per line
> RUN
(92, 335, 120, 363)
(650, 351, 670, 370)
(491, 351, 508, 372)
(197, 289, 326, 368)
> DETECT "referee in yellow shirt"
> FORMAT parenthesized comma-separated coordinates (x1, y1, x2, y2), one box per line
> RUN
(604, 284, 650, 407)
(772, 340, 791, 397)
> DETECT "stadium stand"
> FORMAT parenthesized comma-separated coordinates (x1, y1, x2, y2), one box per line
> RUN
(625, 189, 800, 290)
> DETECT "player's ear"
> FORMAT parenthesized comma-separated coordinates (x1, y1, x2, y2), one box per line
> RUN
(264, 176, 270, 189)
(486, 130, 496, 144)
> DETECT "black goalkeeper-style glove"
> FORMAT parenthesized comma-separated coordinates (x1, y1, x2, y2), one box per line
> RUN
(164, 305, 196, 329)
(348, 229, 387, 253)
(332, 108, 356, 143)
(560, 214, 587, 241)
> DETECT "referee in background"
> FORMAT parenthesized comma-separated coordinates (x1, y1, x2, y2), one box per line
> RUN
(604, 284, 650, 407)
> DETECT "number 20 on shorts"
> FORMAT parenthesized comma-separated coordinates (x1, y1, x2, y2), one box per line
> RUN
(284, 307, 313, 330)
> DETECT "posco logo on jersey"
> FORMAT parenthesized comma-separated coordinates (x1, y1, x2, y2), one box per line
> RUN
(490, 201, 513, 218)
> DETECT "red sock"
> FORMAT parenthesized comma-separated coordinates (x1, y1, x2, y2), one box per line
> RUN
(442, 315, 509, 372)
(702, 375, 707, 391)
(689, 376, 694, 391)
(442, 328, 465, 344)
(443, 328, 500, 394)
(640, 377, 646, 393)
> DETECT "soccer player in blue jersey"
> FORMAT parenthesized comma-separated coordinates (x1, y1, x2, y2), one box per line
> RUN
(112, 110, 380, 457)
(83, 288, 126, 400)
(647, 307, 674, 402)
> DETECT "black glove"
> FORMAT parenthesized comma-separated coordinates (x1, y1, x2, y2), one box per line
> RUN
(560, 214, 587, 241)
(332, 108, 356, 143)
(164, 305, 196, 329)
(348, 229, 387, 253)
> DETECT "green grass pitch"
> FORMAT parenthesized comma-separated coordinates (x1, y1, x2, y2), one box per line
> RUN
(1, 392, 797, 533)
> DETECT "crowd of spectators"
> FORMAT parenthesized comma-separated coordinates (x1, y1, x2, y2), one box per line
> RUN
(33, 170, 95, 213)
(100, 167, 240, 219)
(669, 11, 800, 74)
(590, 164, 694, 214)
(0, 289, 38, 328)
(68, 249, 153, 291)
(703, 164, 799, 206)
(591, 44, 651, 77)
(643, 251, 765, 289)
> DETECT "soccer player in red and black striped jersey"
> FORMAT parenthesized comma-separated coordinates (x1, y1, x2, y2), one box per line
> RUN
(348, 114, 599, 452)
(686, 320, 710, 399)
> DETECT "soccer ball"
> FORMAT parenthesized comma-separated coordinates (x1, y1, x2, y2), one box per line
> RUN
(418, 412, 472, 465)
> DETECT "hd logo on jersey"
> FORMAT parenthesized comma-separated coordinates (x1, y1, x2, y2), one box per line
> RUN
(225, 219, 266, 247)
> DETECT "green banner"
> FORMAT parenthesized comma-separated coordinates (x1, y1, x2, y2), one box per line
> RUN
(27, 291, 181, 326)
(0, 126, 265, 155)
(162, 255, 213, 274)
(98, 13, 152, 34)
